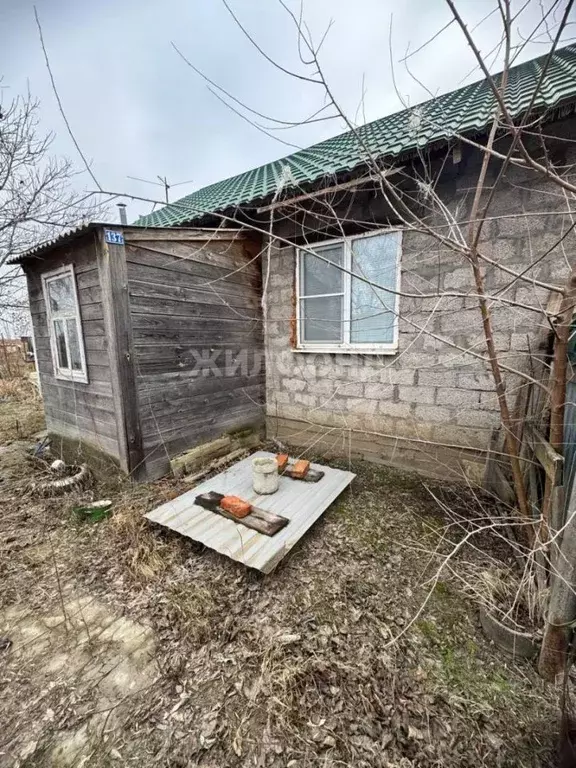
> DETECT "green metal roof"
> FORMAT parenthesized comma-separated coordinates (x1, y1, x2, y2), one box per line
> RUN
(136, 44, 576, 228)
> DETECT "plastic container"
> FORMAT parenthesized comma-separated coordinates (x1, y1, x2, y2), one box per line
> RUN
(252, 457, 279, 494)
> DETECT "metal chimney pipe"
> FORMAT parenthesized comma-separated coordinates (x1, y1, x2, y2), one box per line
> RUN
(117, 203, 128, 225)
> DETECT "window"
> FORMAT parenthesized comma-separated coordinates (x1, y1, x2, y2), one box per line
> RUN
(42, 265, 88, 383)
(296, 230, 401, 353)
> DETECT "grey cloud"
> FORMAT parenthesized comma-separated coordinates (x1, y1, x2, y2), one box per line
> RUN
(1, 0, 571, 222)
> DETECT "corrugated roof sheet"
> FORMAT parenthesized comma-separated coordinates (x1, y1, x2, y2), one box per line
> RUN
(10, 222, 247, 264)
(145, 451, 355, 573)
(135, 44, 576, 228)
(8, 222, 107, 264)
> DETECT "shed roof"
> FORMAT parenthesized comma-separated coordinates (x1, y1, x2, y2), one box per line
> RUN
(135, 43, 576, 228)
(9, 222, 109, 265)
(10, 222, 248, 265)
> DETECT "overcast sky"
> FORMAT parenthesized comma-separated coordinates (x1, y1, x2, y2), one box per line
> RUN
(1, 0, 573, 222)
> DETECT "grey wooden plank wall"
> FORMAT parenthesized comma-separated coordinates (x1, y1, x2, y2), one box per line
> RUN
(25, 234, 121, 461)
(125, 235, 265, 479)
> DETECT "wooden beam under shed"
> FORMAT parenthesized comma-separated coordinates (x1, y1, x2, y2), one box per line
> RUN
(125, 228, 248, 242)
(255, 168, 402, 214)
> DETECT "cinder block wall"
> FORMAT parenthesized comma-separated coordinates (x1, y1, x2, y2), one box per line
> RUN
(263, 142, 570, 482)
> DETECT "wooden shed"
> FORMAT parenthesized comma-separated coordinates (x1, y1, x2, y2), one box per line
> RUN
(16, 224, 264, 480)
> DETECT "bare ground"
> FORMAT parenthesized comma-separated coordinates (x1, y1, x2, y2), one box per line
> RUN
(0, 391, 563, 767)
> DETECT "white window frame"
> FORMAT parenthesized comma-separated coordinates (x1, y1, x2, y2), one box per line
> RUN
(295, 228, 402, 354)
(42, 264, 89, 383)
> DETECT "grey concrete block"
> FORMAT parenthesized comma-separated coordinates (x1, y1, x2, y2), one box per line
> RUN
(480, 237, 519, 266)
(457, 372, 494, 390)
(347, 366, 385, 383)
(293, 393, 317, 407)
(456, 409, 499, 428)
(363, 382, 394, 400)
(443, 268, 471, 290)
(436, 388, 480, 407)
(260, 164, 573, 470)
(397, 385, 436, 404)
(414, 404, 452, 423)
(316, 364, 341, 379)
(439, 309, 482, 334)
(346, 398, 378, 415)
(379, 401, 412, 419)
(510, 333, 531, 351)
(316, 380, 364, 398)
(418, 370, 457, 387)
(478, 391, 500, 411)
(378, 367, 416, 385)
(284, 378, 307, 392)
(267, 391, 291, 405)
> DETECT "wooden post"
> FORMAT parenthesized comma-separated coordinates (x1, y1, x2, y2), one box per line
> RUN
(538, 268, 576, 679)
(538, 492, 576, 680)
(541, 269, 576, 530)
(97, 228, 146, 480)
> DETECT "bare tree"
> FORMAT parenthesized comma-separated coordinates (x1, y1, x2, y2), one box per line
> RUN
(0, 88, 106, 336)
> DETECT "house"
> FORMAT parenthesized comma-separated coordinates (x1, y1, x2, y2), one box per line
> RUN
(16, 44, 576, 482)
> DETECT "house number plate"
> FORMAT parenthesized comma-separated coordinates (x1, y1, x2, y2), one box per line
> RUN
(104, 230, 125, 245)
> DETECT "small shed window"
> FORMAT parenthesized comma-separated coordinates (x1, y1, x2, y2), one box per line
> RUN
(42, 265, 88, 383)
(296, 230, 401, 353)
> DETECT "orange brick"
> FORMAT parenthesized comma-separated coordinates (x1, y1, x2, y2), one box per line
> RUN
(276, 453, 289, 472)
(221, 495, 252, 518)
(291, 459, 310, 479)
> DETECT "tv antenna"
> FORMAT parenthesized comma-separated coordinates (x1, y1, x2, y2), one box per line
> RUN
(127, 174, 194, 203)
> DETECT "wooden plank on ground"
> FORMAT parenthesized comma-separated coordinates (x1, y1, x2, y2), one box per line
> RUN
(195, 491, 289, 536)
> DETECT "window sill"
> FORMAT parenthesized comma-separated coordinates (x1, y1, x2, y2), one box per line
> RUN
(293, 345, 398, 355)
(54, 371, 89, 385)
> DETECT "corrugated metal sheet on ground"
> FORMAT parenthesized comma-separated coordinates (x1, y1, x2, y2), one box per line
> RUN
(145, 451, 355, 573)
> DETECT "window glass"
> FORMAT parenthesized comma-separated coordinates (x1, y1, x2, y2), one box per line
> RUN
(66, 319, 82, 370)
(301, 244, 343, 296)
(54, 319, 69, 368)
(301, 296, 342, 342)
(48, 276, 75, 313)
(350, 233, 399, 344)
(43, 267, 88, 381)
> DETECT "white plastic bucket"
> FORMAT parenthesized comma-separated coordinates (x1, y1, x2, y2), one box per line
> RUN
(252, 457, 279, 495)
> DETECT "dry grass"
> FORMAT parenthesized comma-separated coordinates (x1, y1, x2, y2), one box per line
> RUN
(0, 377, 30, 400)
(109, 496, 182, 581)
(474, 566, 547, 630)
(0, 375, 44, 443)
(0, 423, 564, 767)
